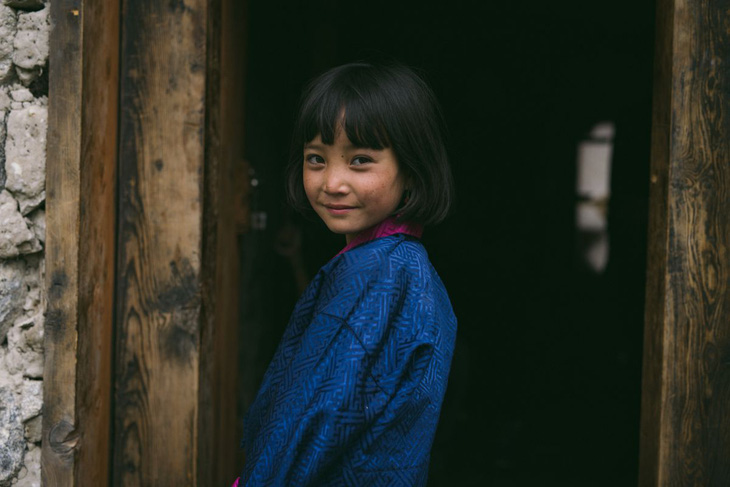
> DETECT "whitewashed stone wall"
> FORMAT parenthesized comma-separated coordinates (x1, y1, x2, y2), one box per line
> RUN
(0, 1, 48, 486)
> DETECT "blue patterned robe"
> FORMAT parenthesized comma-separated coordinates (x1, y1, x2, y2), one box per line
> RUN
(240, 233, 457, 486)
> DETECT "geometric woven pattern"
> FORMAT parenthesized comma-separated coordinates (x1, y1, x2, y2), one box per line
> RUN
(239, 234, 457, 486)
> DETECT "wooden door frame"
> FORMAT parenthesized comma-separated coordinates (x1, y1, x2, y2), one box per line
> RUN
(639, 0, 730, 485)
(44, 0, 245, 484)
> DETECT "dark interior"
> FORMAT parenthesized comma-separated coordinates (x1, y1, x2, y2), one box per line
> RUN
(238, 1, 655, 485)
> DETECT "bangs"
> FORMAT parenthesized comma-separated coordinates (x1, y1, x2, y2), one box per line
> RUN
(298, 79, 392, 149)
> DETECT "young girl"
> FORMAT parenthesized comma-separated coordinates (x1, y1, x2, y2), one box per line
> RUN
(236, 62, 457, 486)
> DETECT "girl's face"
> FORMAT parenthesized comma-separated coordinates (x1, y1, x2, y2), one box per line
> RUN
(303, 128, 406, 243)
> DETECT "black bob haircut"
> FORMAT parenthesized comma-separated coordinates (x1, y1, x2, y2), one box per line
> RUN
(285, 62, 454, 226)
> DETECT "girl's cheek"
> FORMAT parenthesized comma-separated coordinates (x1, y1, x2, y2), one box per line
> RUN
(302, 172, 317, 190)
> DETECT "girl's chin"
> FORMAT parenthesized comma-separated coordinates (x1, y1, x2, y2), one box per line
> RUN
(322, 221, 362, 238)
(324, 224, 357, 235)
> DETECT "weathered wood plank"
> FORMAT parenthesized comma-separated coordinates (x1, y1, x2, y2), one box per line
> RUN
(197, 0, 221, 479)
(639, 0, 674, 485)
(44, 2, 83, 483)
(44, 0, 119, 485)
(114, 0, 208, 484)
(204, 0, 248, 483)
(74, 0, 120, 483)
(640, 0, 730, 485)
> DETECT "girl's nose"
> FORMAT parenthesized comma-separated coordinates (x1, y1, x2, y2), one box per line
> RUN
(323, 166, 348, 194)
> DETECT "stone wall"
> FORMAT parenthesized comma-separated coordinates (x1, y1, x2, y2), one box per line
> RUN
(0, 1, 48, 486)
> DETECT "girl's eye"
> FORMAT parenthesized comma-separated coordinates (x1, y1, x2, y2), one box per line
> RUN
(305, 154, 324, 165)
(351, 156, 372, 167)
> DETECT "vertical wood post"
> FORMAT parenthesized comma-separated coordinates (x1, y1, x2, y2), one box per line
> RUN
(44, 0, 120, 485)
(204, 0, 248, 483)
(114, 0, 207, 483)
(640, 0, 730, 485)
(113, 0, 242, 484)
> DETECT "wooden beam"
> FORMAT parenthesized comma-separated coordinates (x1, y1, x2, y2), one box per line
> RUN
(202, 0, 248, 483)
(640, 0, 730, 484)
(114, 0, 206, 481)
(113, 0, 243, 484)
(44, 0, 119, 485)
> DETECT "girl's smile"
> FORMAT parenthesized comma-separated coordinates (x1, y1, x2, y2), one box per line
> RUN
(324, 204, 356, 215)
(303, 128, 406, 243)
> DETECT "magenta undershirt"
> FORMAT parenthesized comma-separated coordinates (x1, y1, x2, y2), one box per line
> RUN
(335, 216, 424, 257)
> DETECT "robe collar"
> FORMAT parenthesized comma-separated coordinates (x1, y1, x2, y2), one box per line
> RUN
(335, 216, 423, 257)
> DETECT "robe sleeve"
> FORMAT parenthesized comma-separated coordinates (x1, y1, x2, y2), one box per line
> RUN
(293, 316, 434, 485)
(244, 311, 434, 486)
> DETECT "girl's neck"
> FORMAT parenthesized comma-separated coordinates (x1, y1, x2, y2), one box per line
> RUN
(337, 216, 423, 256)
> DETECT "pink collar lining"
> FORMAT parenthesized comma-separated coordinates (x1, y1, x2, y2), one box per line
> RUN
(335, 217, 423, 257)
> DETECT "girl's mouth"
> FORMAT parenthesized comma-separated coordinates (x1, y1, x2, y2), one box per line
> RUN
(324, 204, 356, 215)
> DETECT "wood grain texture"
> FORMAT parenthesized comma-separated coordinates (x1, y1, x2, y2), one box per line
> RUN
(114, 0, 208, 484)
(44, 1, 82, 483)
(44, 0, 119, 485)
(75, 0, 119, 483)
(640, 0, 730, 485)
(216, 0, 248, 481)
(197, 0, 221, 480)
(639, 0, 674, 485)
(200, 0, 248, 483)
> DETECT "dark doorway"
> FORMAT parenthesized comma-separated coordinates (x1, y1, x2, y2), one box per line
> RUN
(238, 1, 655, 485)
